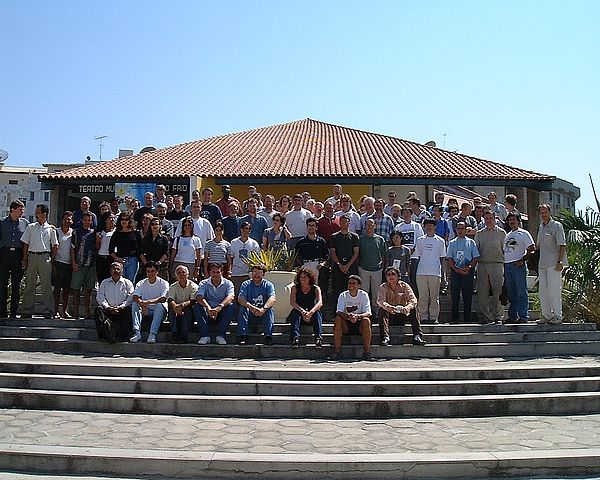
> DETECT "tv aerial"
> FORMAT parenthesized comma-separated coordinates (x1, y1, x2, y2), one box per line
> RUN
(94, 135, 108, 160)
(0, 148, 8, 163)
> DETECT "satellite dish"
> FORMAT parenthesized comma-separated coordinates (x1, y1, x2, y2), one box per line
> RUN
(139, 146, 157, 154)
(424, 141, 436, 148)
(0, 149, 8, 163)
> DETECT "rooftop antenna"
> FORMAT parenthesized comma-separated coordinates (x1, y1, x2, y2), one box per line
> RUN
(94, 135, 108, 160)
(442, 133, 448, 149)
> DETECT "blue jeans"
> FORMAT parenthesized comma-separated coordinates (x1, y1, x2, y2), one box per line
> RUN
(450, 270, 474, 323)
(289, 309, 323, 340)
(504, 262, 529, 320)
(237, 306, 274, 337)
(168, 306, 194, 336)
(195, 303, 234, 337)
(123, 257, 139, 284)
(132, 302, 167, 335)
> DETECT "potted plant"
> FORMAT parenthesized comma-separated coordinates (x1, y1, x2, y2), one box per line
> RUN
(243, 247, 298, 323)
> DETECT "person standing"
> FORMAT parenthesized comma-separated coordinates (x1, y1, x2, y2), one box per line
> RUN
(109, 213, 142, 284)
(329, 214, 360, 301)
(133, 192, 157, 226)
(0, 200, 29, 319)
(358, 218, 387, 311)
(503, 213, 535, 323)
(414, 219, 446, 324)
(393, 208, 424, 295)
(446, 222, 480, 323)
(229, 221, 261, 295)
(52, 211, 74, 318)
(199, 188, 222, 227)
(475, 210, 507, 324)
(295, 217, 329, 283)
(69, 212, 97, 319)
(285, 193, 313, 249)
(536, 204, 567, 324)
(72, 196, 97, 230)
(19, 204, 59, 318)
(95, 212, 116, 285)
(238, 198, 268, 244)
(215, 184, 242, 217)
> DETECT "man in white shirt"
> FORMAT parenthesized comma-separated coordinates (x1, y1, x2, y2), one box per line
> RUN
(229, 221, 261, 295)
(285, 193, 313, 249)
(414, 219, 447, 324)
(334, 194, 361, 233)
(503, 213, 535, 323)
(536, 204, 567, 324)
(96, 262, 134, 342)
(393, 208, 424, 295)
(330, 275, 373, 361)
(19, 204, 59, 318)
(130, 261, 170, 343)
(174, 199, 215, 247)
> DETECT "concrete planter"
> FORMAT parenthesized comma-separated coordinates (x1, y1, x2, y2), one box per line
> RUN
(265, 271, 296, 323)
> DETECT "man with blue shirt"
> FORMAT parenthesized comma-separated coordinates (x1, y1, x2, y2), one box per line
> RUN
(446, 221, 480, 323)
(237, 264, 276, 346)
(0, 200, 29, 319)
(238, 198, 268, 244)
(195, 263, 235, 345)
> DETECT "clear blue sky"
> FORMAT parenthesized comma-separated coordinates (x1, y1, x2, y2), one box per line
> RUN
(2, 0, 599, 210)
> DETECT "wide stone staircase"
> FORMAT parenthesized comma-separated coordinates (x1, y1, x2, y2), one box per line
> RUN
(1, 308, 600, 478)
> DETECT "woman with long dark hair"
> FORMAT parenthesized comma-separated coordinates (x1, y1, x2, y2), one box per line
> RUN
(109, 213, 142, 283)
(288, 267, 323, 349)
(139, 218, 170, 281)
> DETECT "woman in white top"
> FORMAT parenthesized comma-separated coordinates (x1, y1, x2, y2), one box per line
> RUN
(95, 212, 115, 284)
(170, 216, 203, 282)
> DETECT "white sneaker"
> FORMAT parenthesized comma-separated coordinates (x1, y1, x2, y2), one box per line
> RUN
(147, 333, 156, 343)
(129, 331, 142, 343)
(198, 336, 211, 345)
(216, 335, 227, 345)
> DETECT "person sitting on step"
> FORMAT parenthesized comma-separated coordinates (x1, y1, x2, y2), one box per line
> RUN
(195, 263, 235, 345)
(130, 261, 169, 343)
(95, 262, 134, 342)
(329, 275, 373, 361)
(167, 265, 198, 344)
(376, 266, 426, 347)
(237, 264, 276, 346)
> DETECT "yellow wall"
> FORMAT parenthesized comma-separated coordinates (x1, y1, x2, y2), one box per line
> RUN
(193, 178, 372, 206)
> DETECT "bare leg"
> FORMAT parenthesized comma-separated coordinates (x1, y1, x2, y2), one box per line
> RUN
(360, 318, 372, 353)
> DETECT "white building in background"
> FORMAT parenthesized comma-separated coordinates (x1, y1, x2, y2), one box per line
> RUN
(0, 164, 51, 222)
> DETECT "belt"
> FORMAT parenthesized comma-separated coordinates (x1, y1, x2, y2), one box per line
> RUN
(1, 247, 21, 251)
(98, 254, 111, 258)
(29, 251, 50, 255)
(303, 259, 323, 263)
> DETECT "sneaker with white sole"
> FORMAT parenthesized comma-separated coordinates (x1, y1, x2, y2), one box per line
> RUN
(129, 331, 142, 343)
(216, 335, 227, 345)
(147, 333, 156, 343)
(198, 336, 211, 344)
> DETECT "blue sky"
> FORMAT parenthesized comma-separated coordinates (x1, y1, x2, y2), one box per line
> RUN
(2, 0, 599, 210)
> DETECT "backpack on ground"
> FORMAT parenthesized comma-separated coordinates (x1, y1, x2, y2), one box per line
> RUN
(94, 306, 117, 343)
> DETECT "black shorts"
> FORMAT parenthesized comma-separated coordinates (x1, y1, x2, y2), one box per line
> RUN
(52, 261, 73, 289)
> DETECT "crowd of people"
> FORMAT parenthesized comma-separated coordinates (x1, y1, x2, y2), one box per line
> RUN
(0, 183, 567, 360)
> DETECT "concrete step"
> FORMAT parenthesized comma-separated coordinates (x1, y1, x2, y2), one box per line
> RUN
(2, 443, 599, 479)
(1, 336, 600, 359)
(4, 324, 597, 345)
(3, 358, 600, 381)
(1, 386, 599, 418)
(1, 371, 598, 397)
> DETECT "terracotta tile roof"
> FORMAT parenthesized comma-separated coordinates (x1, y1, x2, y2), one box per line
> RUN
(41, 118, 554, 182)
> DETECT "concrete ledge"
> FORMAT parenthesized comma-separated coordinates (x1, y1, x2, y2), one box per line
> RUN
(1, 444, 599, 479)
(2, 388, 600, 418)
